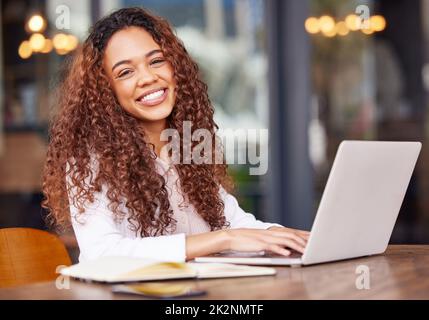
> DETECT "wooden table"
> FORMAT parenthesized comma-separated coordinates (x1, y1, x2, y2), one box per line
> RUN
(0, 245, 428, 299)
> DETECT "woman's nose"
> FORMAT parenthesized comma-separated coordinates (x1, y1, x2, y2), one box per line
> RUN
(137, 68, 158, 87)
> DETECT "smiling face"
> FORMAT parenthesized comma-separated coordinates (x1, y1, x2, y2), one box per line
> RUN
(103, 26, 176, 127)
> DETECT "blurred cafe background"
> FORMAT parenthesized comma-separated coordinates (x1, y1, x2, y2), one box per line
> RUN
(0, 0, 428, 261)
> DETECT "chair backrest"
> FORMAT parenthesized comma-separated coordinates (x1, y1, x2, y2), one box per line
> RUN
(0, 228, 72, 288)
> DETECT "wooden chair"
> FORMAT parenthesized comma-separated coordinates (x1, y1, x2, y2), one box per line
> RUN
(0, 228, 72, 288)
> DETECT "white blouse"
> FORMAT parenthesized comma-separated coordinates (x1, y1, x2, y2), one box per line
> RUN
(69, 157, 281, 262)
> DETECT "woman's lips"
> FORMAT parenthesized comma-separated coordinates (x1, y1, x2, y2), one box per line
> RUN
(135, 88, 168, 107)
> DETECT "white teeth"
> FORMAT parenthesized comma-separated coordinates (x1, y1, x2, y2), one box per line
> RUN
(141, 89, 164, 102)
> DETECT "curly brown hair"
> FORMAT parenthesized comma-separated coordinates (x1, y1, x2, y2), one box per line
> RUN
(42, 7, 233, 237)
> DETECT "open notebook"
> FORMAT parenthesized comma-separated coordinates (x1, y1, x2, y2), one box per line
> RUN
(60, 256, 276, 283)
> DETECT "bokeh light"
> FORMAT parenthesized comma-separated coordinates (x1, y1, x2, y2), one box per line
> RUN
(18, 41, 32, 59)
(319, 15, 335, 34)
(27, 15, 46, 33)
(41, 39, 53, 54)
(29, 33, 46, 52)
(65, 35, 79, 52)
(345, 14, 361, 31)
(305, 17, 320, 34)
(370, 15, 387, 32)
(53, 33, 69, 50)
(336, 21, 349, 36)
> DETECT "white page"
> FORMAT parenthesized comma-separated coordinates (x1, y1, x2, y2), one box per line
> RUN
(60, 256, 171, 282)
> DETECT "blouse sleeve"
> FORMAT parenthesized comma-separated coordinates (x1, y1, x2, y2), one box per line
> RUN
(67, 162, 186, 263)
(220, 187, 283, 230)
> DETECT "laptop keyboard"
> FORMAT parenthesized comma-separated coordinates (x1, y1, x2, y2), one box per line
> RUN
(263, 251, 302, 259)
(214, 250, 303, 259)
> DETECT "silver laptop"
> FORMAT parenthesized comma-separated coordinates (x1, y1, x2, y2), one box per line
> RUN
(195, 141, 422, 266)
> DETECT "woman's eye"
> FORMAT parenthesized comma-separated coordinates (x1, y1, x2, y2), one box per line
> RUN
(118, 69, 133, 78)
(151, 58, 165, 66)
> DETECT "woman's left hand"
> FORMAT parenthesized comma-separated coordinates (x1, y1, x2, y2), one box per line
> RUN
(267, 226, 310, 250)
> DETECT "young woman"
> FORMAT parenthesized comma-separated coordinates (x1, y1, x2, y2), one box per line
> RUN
(42, 7, 309, 262)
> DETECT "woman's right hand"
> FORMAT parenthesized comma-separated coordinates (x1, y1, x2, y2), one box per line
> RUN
(224, 228, 308, 256)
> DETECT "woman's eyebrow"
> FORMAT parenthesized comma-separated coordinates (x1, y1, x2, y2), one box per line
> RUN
(111, 49, 163, 72)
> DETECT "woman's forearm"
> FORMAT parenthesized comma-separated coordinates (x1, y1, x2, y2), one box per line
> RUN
(185, 230, 229, 261)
